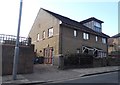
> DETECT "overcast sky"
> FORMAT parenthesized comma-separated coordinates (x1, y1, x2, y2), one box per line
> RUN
(0, 0, 119, 37)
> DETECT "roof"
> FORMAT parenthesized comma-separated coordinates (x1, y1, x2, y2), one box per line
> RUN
(111, 33, 120, 38)
(80, 17, 104, 24)
(41, 8, 109, 38)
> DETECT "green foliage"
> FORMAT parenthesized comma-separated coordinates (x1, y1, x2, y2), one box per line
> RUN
(106, 57, 120, 66)
(64, 53, 93, 66)
(111, 51, 120, 55)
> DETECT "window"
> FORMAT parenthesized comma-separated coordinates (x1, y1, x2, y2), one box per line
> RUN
(83, 33, 89, 40)
(94, 26, 101, 32)
(93, 21, 101, 32)
(37, 33, 40, 41)
(74, 30, 77, 37)
(102, 38, 106, 44)
(96, 36, 98, 42)
(102, 52, 106, 57)
(42, 31, 45, 39)
(94, 22, 101, 28)
(48, 27, 53, 37)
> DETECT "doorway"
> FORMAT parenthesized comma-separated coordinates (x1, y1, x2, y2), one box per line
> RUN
(44, 47, 53, 64)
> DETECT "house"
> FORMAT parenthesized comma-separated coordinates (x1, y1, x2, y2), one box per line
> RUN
(28, 8, 109, 66)
(108, 33, 120, 54)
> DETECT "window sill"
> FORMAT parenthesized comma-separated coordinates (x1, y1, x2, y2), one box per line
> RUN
(73, 36, 77, 38)
(95, 41, 99, 43)
(48, 36, 53, 39)
(83, 39, 89, 41)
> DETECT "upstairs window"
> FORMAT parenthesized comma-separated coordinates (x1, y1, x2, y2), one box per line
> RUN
(48, 27, 53, 37)
(94, 22, 101, 28)
(37, 33, 40, 41)
(74, 30, 77, 37)
(102, 38, 106, 44)
(42, 31, 45, 39)
(94, 21, 101, 32)
(96, 36, 98, 42)
(83, 33, 89, 40)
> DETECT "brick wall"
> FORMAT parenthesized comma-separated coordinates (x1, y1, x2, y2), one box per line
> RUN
(1, 44, 34, 75)
(61, 25, 108, 55)
(29, 9, 60, 56)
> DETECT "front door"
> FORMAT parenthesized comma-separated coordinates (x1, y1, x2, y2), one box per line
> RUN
(44, 47, 53, 64)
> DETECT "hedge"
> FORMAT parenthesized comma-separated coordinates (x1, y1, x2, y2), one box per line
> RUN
(64, 53, 93, 66)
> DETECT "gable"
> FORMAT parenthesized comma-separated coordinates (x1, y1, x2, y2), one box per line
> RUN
(28, 8, 61, 42)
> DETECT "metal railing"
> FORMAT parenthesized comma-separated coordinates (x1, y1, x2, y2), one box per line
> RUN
(0, 34, 31, 46)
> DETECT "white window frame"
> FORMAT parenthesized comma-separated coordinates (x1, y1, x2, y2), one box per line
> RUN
(48, 27, 53, 37)
(74, 30, 77, 37)
(104, 52, 106, 57)
(102, 38, 106, 44)
(37, 33, 40, 41)
(96, 36, 98, 42)
(83, 33, 89, 40)
(42, 31, 45, 39)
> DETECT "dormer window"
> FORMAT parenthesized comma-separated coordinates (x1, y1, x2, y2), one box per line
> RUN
(93, 21, 101, 32)
(94, 21, 101, 28)
(80, 17, 103, 33)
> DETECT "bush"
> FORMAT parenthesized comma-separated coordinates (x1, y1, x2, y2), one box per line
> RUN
(64, 54, 79, 65)
(93, 57, 107, 67)
(64, 53, 93, 66)
(111, 51, 120, 55)
(106, 57, 120, 66)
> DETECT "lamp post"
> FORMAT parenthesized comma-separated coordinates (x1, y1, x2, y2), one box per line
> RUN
(12, 0, 23, 80)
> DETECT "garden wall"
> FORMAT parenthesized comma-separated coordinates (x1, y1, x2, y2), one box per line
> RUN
(1, 44, 34, 75)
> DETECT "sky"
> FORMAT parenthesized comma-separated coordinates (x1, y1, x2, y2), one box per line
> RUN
(0, 0, 119, 37)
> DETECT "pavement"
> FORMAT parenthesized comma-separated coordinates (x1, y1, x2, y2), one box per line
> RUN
(1, 64, 120, 85)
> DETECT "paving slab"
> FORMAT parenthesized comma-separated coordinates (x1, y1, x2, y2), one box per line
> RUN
(2, 65, 119, 84)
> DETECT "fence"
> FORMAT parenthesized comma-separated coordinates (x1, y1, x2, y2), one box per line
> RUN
(0, 34, 31, 46)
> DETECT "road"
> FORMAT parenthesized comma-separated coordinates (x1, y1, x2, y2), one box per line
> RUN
(62, 72, 119, 83)
(42, 71, 119, 85)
